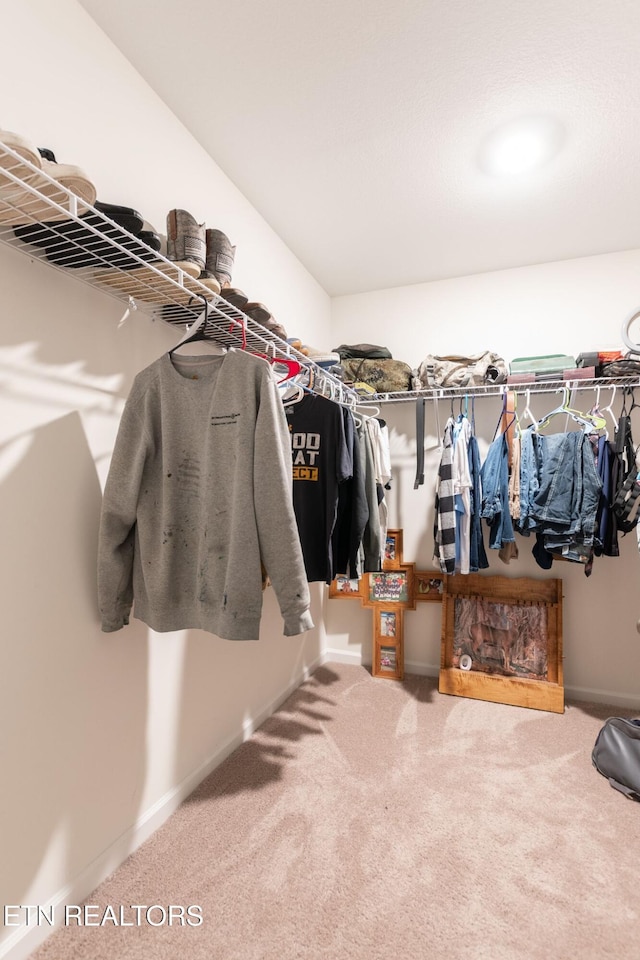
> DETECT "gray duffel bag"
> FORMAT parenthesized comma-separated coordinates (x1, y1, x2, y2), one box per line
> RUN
(592, 717, 640, 801)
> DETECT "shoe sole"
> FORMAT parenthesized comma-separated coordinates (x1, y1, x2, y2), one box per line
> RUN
(0, 163, 96, 224)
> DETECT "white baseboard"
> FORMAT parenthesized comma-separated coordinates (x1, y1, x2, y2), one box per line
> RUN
(405, 660, 440, 678)
(322, 648, 363, 667)
(563, 684, 640, 710)
(0, 654, 324, 960)
(324, 647, 440, 679)
(323, 649, 640, 709)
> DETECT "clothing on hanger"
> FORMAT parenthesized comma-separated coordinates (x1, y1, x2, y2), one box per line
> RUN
(433, 417, 456, 575)
(357, 419, 383, 573)
(468, 431, 489, 573)
(284, 391, 352, 583)
(365, 415, 392, 568)
(98, 348, 313, 641)
(332, 407, 369, 580)
(451, 414, 472, 574)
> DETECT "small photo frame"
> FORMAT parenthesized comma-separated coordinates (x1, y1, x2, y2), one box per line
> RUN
(379, 646, 398, 673)
(328, 575, 363, 599)
(363, 563, 416, 610)
(415, 571, 445, 603)
(380, 610, 397, 637)
(373, 606, 404, 680)
(383, 529, 403, 569)
(369, 570, 408, 604)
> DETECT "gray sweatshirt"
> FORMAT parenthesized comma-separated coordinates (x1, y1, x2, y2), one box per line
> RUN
(98, 349, 313, 641)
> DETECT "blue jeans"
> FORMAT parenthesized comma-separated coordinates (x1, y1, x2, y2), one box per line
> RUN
(516, 427, 539, 534)
(530, 430, 602, 562)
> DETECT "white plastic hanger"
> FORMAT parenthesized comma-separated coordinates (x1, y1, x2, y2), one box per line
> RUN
(522, 388, 537, 430)
(603, 384, 618, 431)
(535, 386, 606, 433)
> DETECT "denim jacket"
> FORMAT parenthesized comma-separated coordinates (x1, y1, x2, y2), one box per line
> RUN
(480, 433, 515, 550)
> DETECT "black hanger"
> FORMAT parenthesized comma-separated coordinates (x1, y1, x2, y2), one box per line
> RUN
(168, 294, 213, 357)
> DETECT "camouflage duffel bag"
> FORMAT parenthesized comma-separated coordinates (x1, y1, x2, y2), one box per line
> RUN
(341, 357, 413, 394)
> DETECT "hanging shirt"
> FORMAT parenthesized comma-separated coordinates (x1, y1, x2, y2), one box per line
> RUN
(452, 415, 472, 574)
(468, 434, 489, 573)
(366, 416, 393, 567)
(480, 432, 516, 551)
(98, 350, 313, 641)
(433, 417, 456, 575)
(285, 393, 351, 583)
(358, 420, 383, 572)
(332, 408, 369, 578)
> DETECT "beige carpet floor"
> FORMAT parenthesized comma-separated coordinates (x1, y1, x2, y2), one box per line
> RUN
(30, 663, 639, 960)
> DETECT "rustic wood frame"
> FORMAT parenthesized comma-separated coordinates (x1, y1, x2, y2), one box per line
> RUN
(439, 573, 564, 714)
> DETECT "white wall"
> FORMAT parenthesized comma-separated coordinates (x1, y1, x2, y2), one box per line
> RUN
(328, 251, 640, 707)
(0, 2, 331, 957)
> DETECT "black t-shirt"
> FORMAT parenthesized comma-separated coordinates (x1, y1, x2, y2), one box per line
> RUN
(285, 394, 351, 582)
(332, 408, 369, 577)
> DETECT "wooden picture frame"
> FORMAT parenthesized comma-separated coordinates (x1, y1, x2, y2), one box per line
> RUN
(373, 606, 404, 680)
(363, 563, 416, 610)
(439, 573, 564, 714)
(328, 575, 364, 599)
(383, 529, 403, 569)
(415, 571, 445, 602)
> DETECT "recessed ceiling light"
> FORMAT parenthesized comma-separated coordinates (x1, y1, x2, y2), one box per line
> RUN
(479, 116, 564, 178)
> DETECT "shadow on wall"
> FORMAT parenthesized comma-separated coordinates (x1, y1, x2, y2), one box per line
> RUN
(0, 412, 149, 929)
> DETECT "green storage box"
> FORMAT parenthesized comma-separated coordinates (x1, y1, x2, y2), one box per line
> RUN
(509, 354, 576, 376)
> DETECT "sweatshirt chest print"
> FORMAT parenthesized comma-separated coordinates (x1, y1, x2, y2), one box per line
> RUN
(290, 429, 321, 481)
(210, 412, 240, 426)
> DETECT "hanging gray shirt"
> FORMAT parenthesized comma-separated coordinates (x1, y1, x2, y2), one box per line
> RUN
(98, 349, 313, 641)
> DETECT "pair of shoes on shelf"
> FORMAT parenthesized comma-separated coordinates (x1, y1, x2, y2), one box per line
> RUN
(0, 131, 96, 224)
(243, 301, 288, 341)
(288, 338, 340, 368)
(14, 200, 161, 271)
(167, 209, 235, 297)
(167, 210, 288, 340)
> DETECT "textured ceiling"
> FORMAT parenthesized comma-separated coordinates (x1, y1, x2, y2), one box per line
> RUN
(78, 0, 640, 296)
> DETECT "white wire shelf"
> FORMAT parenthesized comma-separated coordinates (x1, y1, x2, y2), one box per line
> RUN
(0, 136, 357, 406)
(356, 376, 640, 405)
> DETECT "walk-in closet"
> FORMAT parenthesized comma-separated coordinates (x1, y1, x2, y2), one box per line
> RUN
(3, 3, 640, 960)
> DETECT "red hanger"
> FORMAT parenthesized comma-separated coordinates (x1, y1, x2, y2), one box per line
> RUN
(254, 353, 301, 383)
